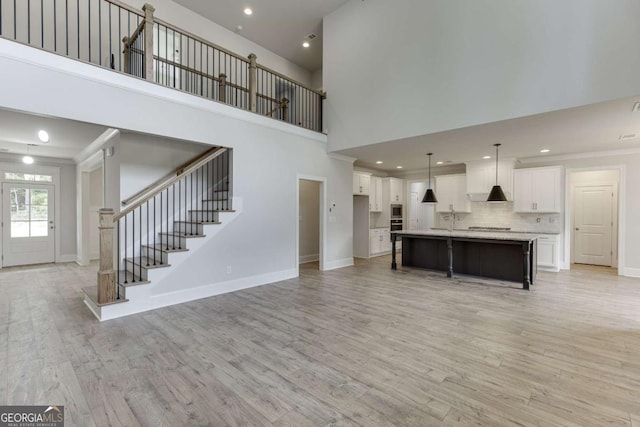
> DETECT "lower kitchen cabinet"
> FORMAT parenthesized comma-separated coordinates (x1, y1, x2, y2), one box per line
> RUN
(537, 234, 560, 272)
(370, 228, 399, 257)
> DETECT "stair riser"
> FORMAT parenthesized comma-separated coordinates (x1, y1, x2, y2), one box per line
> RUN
(173, 222, 204, 235)
(158, 234, 188, 247)
(141, 247, 169, 264)
(201, 200, 230, 211)
(188, 211, 219, 223)
(124, 260, 150, 280)
(206, 190, 230, 199)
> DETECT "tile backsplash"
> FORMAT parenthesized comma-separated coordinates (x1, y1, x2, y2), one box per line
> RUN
(435, 201, 563, 233)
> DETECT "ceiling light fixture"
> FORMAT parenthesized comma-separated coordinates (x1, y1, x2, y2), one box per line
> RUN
(396, 166, 403, 169)
(483, 155, 491, 159)
(540, 149, 550, 153)
(436, 161, 444, 165)
(422, 153, 438, 203)
(38, 130, 49, 143)
(22, 155, 34, 164)
(243, 7, 253, 15)
(375, 161, 383, 164)
(487, 143, 507, 202)
(302, 41, 310, 48)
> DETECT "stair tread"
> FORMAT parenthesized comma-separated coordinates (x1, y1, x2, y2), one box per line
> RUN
(142, 244, 189, 253)
(125, 257, 171, 268)
(158, 232, 207, 238)
(116, 270, 151, 286)
(82, 286, 129, 306)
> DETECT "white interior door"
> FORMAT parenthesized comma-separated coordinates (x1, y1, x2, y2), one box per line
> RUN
(408, 182, 433, 231)
(2, 183, 55, 267)
(573, 185, 613, 266)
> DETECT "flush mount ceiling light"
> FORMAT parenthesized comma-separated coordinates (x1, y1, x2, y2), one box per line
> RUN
(540, 149, 550, 153)
(302, 41, 310, 48)
(38, 130, 49, 143)
(422, 153, 438, 203)
(375, 161, 383, 164)
(396, 166, 403, 169)
(243, 7, 253, 15)
(483, 155, 491, 159)
(22, 155, 34, 164)
(487, 143, 507, 202)
(436, 161, 444, 165)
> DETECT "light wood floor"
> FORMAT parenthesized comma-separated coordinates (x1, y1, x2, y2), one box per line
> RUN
(1, 258, 640, 426)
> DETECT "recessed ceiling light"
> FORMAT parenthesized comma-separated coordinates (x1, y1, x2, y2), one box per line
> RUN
(483, 155, 491, 159)
(22, 155, 34, 164)
(540, 149, 550, 153)
(436, 161, 444, 165)
(375, 161, 383, 164)
(243, 7, 253, 15)
(396, 166, 403, 169)
(302, 41, 310, 48)
(38, 130, 49, 143)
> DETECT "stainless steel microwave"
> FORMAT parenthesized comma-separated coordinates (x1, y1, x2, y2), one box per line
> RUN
(391, 204, 402, 218)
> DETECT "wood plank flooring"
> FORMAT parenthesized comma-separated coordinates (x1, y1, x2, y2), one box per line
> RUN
(1, 258, 639, 426)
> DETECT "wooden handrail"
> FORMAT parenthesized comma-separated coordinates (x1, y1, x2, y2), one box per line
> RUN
(124, 19, 146, 48)
(256, 64, 325, 98)
(121, 146, 221, 206)
(104, 0, 145, 17)
(115, 147, 227, 221)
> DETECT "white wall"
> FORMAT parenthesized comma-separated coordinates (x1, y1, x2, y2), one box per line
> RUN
(0, 40, 353, 303)
(299, 179, 320, 263)
(324, 0, 640, 152)
(88, 168, 103, 259)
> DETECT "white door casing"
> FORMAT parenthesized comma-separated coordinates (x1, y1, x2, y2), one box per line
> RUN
(2, 183, 55, 266)
(573, 185, 613, 266)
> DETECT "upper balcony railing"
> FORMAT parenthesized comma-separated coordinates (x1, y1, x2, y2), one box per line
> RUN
(0, 0, 325, 133)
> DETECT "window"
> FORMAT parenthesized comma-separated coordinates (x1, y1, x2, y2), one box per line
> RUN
(4, 172, 53, 182)
(10, 187, 49, 237)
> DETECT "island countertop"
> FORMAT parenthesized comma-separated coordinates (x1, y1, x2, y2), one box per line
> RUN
(391, 229, 541, 242)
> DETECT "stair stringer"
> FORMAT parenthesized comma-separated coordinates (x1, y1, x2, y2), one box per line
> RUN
(96, 197, 251, 321)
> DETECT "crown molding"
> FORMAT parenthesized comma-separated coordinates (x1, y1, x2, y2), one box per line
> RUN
(519, 147, 640, 164)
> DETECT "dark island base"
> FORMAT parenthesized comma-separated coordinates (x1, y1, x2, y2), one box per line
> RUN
(392, 235, 536, 290)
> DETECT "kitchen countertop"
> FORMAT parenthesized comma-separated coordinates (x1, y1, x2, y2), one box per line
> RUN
(392, 229, 540, 242)
(431, 228, 560, 235)
(369, 226, 389, 230)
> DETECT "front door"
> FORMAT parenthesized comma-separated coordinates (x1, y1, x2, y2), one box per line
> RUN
(2, 183, 55, 267)
(573, 185, 613, 266)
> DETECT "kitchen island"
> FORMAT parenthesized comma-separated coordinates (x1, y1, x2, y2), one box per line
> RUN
(390, 230, 538, 290)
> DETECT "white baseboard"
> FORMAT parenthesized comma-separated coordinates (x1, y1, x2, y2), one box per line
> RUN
(622, 267, 640, 278)
(323, 257, 354, 271)
(58, 254, 77, 263)
(299, 254, 319, 264)
(98, 268, 297, 321)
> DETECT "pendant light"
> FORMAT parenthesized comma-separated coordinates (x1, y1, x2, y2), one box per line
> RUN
(422, 153, 438, 203)
(487, 143, 507, 202)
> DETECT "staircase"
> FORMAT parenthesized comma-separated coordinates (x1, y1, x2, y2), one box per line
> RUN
(83, 146, 236, 319)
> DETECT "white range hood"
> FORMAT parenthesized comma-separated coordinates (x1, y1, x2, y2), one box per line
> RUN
(465, 158, 516, 202)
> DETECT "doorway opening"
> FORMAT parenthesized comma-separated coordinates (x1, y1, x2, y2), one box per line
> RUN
(568, 169, 620, 269)
(297, 176, 325, 272)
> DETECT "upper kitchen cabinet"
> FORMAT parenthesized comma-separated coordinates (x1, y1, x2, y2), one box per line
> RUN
(382, 177, 404, 204)
(370, 176, 383, 212)
(513, 166, 563, 213)
(353, 172, 371, 195)
(435, 174, 471, 213)
(465, 159, 516, 201)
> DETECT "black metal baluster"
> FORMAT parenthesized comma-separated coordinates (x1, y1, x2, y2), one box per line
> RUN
(146, 201, 149, 266)
(153, 195, 157, 265)
(27, 0, 31, 44)
(124, 214, 128, 283)
(87, 0, 91, 61)
(190, 170, 194, 235)
(206, 158, 210, 222)
(117, 220, 120, 290)
(131, 210, 136, 282)
(172, 183, 176, 249)
(13, 0, 17, 39)
(98, 0, 101, 64)
(165, 188, 169, 248)
(139, 204, 142, 281)
(108, 3, 111, 64)
(53, 0, 57, 51)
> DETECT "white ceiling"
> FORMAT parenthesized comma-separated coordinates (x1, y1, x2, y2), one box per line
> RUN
(340, 96, 640, 172)
(0, 109, 107, 159)
(173, 0, 350, 72)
